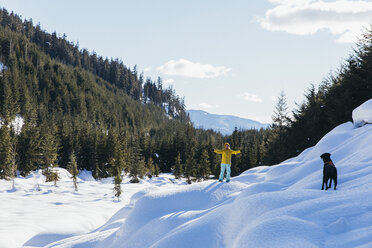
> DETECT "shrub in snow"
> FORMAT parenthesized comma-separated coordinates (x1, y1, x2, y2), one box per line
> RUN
(43, 169, 60, 186)
(352, 99, 372, 127)
(130, 177, 140, 183)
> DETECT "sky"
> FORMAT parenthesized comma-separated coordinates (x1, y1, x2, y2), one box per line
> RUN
(0, 0, 371, 123)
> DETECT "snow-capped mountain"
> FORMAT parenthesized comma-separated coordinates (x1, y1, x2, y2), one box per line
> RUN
(187, 110, 269, 135)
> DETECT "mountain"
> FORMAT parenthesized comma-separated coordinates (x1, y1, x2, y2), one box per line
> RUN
(187, 109, 269, 135)
(3, 99, 372, 247)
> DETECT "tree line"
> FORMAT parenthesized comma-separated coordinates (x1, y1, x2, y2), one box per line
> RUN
(3, 7, 372, 195)
(264, 28, 372, 164)
(0, 8, 270, 194)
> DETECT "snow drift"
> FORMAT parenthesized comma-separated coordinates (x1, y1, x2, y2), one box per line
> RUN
(42, 99, 372, 248)
(2, 99, 372, 248)
(352, 99, 372, 127)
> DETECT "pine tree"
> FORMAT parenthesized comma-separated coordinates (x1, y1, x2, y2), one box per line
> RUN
(39, 124, 60, 185)
(0, 125, 13, 179)
(206, 139, 220, 179)
(198, 149, 211, 180)
(266, 91, 291, 164)
(17, 119, 40, 176)
(9, 142, 17, 190)
(129, 135, 145, 183)
(173, 152, 183, 179)
(154, 163, 160, 177)
(112, 157, 122, 200)
(146, 157, 155, 178)
(68, 151, 79, 192)
(272, 91, 290, 129)
(184, 153, 196, 184)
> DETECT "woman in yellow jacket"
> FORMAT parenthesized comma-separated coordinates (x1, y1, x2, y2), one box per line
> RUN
(214, 143, 240, 182)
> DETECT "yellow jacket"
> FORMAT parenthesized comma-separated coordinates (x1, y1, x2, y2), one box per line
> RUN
(214, 148, 240, 164)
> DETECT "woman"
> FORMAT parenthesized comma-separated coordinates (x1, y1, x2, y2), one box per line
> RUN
(214, 143, 240, 182)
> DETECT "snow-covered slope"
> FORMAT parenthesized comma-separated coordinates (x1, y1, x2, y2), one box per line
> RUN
(187, 110, 269, 135)
(38, 100, 372, 248)
(3, 100, 372, 248)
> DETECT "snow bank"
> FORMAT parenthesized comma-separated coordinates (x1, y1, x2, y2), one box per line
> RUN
(0, 169, 186, 248)
(42, 120, 372, 248)
(352, 99, 372, 127)
(4, 103, 372, 247)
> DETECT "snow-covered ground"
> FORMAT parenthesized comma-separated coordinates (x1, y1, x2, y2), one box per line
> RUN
(2, 100, 372, 248)
(0, 171, 186, 248)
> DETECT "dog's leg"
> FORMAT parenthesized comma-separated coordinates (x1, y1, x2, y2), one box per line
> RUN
(334, 177, 337, 190)
(322, 177, 326, 190)
(328, 178, 332, 190)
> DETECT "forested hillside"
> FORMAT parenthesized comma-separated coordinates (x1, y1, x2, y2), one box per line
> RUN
(265, 28, 372, 164)
(0, 8, 271, 184)
(7, 5, 368, 183)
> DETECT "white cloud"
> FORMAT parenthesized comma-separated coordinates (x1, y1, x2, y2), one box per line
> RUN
(259, 0, 372, 43)
(241, 93, 263, 103)
(157, 59, 232, 78)
(144, 67, 152, 72)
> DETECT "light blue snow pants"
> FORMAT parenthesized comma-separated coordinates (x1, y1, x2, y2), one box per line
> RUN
(219, 163, 231, 181)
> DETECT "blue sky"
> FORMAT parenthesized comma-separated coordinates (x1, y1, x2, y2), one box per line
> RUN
(0, 0, 371, 123)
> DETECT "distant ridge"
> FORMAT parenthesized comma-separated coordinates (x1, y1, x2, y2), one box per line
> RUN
(187, 110, 269, 135)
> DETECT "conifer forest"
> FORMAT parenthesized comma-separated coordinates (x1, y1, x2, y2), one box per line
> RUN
(1, 8, 372, 185)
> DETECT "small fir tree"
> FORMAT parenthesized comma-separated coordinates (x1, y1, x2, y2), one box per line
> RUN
(154, 163, 160, 177)
(184, 155, 196, 184)
(68, 151, 79, 192)
(40, 125, 60, 185)
(9, 142, 17, 190)
(173, 152, 183, 179)
(112, 158, 122, 200)
(146, 157, 155, 178)
(198, 149, 211, 181)
(0, 125, 13, 179)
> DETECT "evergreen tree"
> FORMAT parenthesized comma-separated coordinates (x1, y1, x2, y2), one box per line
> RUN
(184, 148, 197, 184)
(266, 91, 291, 164)
(173, 152, 183, 179)
(112, 157, 122, 200)
(39, 124, 60, 185)
(154, 162, 160, 177)
(17, 120, 40, 176)
(146, 157, 155, 178)
(0, 124, 13, 179)
(197, 149, 211, 180)
(272, 91, 290, 130)
(68, 151, 79, 192)
(9, 142, 17, 190)
(129, 136, 146, 182)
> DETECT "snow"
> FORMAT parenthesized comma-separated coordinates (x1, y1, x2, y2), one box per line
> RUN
(0, 170, 186, 248)
(0, 62, 7, 72)
(12, 115, 24, 135)
(0, 114, 24, 135)
(352, 99, 372, 127)
(2, 100, 372, 247)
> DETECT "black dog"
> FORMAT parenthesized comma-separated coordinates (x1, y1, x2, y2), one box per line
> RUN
(320, 153, 337, 190)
